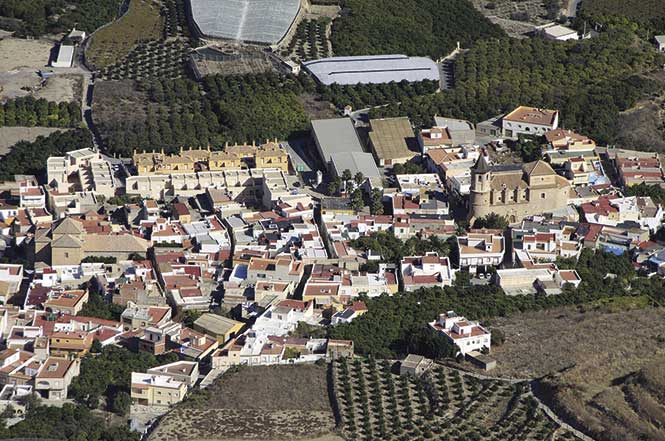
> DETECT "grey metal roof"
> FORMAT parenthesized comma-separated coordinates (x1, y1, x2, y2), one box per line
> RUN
(190, 0, 301, 45)
(311, 118, 364, 163)
(655, 35, 665, 44)
(303, 55, 440, 86)
(434, 117, 474, 132)
(330, 152, 381, 179)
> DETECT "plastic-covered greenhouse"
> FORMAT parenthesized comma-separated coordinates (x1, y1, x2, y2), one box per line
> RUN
(190, 0, 301, 45)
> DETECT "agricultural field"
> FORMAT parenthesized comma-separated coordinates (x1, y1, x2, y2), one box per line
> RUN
(332, 358, 576, 441)
(86, 0, 164, 70)
(149, 364, 340, 441)
(95, 0, 193, 80)
(282, 18, 333, 62)
(487, 304, 665, 441)
(99, 40, 190, 80)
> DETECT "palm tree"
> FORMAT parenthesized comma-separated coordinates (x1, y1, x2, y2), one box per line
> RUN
(341, 168, 353, 191)
(354, 171, 365, 187)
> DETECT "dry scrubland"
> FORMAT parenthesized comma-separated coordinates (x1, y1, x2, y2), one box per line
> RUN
(470, 0, 552, 23)
(0, 38, 52, 100)
(86, 0, 164, 69)
(149, 364, 340, 441)
(0, 127, 65, 153)
(0, 38, 52, 71)
(489, 305, 665, 441)
(0, 38, 81, 102)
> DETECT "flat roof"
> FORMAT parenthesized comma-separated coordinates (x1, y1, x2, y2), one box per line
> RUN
(54, 45, 74, 66)
(369, 117, 417, 161)
(433, 117, 474, 132)
(194, 313, 242, 335)
(189, 0, 301, 44)
(330, 152, 381, 179)
(544, 24, 578, 38)
(311, 118, 364, 163)
(303, 55, 440, 86)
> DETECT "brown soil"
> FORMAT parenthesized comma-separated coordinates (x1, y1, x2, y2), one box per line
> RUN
(487, 305, 665, 441)
(149, 364, 338, 441)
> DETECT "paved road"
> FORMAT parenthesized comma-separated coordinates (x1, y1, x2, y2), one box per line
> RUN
(566, 0, 582, 17)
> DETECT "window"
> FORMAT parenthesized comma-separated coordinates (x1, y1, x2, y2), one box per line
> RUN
(64, 252, 69, 258)
(541, 193, 546, 199)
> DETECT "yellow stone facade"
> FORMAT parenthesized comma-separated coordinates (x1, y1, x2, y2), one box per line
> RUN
(133, 141, 289, 176)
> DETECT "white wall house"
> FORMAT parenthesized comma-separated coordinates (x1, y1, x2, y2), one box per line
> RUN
(655, 36, 665, 52)
(457, 232, 505, 272)
(400, 252, 454, 291)
(502, 106, 559, 138)
(51, 45, 74, 68)
(429, 311, 491, 355)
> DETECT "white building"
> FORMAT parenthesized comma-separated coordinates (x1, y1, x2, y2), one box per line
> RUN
(0, 264, 23, 304)
(581, 196, 664, 232)
(502, 106, 559, 138)
(396, 174, 444, 195)
(655, 35, 665, 52)
(429, 311, 491, 355)
(457, 232, 505, 272)
(400, 252, 454, 291)
(52, 45, 74, 68)
(46, 148, 116, 198)
(19, 184, 46, 209)
(542, 24, 579, 41)
(495, 266, 581, 295)
(34, 357, 80, 400)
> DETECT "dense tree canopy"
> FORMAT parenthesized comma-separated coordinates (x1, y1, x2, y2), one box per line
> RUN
(373, 28, 663, 146)
(578, 0, 665, 36)
(95, 74, 316, 156)
(624, 183, 665, 205)
(0, 97, 81, 128)
(331, 0, 505, 59)
(349, 231, 453, 265)
(69, 345, 178, 410)
(0, 0, 122, 36)
(0, 402, 139, 440)
(472, 213, 509, 230)
(0, 128, 92, 180)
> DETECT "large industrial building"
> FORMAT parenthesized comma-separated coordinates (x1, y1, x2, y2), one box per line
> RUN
(189, 0, 302, 45)
(303, 54, 440, 86)
(311, 118, 365, 164)
(311, 118, 381, 183)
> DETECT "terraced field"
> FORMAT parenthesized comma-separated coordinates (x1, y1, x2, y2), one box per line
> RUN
(332, 358, 578, 441)
(86, 0, 164, 70)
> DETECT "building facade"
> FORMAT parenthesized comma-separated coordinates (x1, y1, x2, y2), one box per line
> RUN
(468, 156, 571, 222)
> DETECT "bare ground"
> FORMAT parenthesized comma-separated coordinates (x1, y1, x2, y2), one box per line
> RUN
(0, 38, 81, 102)
(486, 305, 665, 441)
(0, 127, 65, 152)
(0, 38, 53, 71)
(149, 364, 339, 441)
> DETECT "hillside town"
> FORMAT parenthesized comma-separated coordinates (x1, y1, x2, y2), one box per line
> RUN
(0, 101, 663, 427)
(1, 0, 665, 440)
